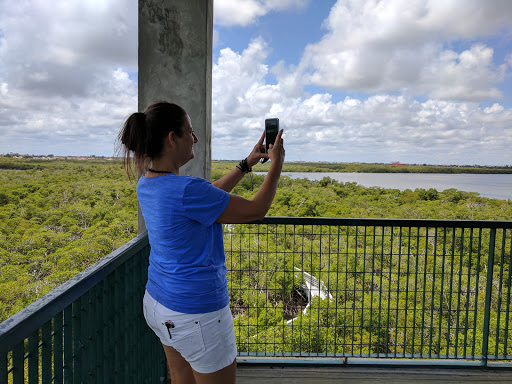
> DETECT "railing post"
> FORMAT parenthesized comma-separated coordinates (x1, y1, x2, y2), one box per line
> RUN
(481, 228, 496, 366)
(12, 343, 23, 384)
(0, 347, 7, 384)
(41, 322, 52, 383)
(28, 331, 38, 383)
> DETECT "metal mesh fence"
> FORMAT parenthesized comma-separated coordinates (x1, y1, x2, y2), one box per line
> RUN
(225, 219, 512, 362)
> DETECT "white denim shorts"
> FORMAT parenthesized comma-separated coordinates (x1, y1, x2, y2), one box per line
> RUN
(142, 291, 237, 374)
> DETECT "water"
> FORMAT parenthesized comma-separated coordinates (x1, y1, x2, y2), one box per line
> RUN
(255, 172, 512, 200)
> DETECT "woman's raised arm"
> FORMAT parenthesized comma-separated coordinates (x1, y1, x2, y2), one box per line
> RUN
(216, 129, 284, 224)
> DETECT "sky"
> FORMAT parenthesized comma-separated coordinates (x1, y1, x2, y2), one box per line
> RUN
(0, 0, 511, 166)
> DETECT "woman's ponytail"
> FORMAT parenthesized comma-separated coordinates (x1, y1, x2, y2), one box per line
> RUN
(117, 112, 149, 177)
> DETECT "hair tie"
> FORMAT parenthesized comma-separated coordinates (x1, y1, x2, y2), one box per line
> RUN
(135, 112, 147, 135)
(136, 112, 146, 123)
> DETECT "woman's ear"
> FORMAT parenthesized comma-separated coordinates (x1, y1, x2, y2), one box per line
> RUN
(167, 131, 177, 148)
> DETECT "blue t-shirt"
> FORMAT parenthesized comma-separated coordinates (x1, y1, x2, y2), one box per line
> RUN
(137, 174, 231, 314)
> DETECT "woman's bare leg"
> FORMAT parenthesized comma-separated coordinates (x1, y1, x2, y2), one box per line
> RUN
(192, 358, 236, 384)
(162, 344, 236, 384)
(162, 344, 196, 384)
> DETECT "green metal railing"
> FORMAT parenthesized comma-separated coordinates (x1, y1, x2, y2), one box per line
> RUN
(1, 218, 511, 383)
(225, 218, 512, 366)
(0, 233, 165, 384)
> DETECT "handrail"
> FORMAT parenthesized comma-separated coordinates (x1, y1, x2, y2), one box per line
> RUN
(252, 217, 512, 229)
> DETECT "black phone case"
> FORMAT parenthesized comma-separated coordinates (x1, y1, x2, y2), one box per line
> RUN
(262, 118, 279, 163)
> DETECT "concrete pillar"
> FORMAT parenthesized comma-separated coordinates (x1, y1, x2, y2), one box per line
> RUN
(138, 0, 213, 233)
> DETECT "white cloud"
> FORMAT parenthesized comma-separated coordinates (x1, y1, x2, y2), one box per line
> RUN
(213, 37, 279, 121)
(214, 0, 266, 27)
(420, 44, 504, 100)
(0, 0, 137, 98)
(0, 83, 7, 97)
(214, 0, 308, 27)
(484, 104, 505, 114)
(28, 72, 49, 83)
(297, 0, 512, 101)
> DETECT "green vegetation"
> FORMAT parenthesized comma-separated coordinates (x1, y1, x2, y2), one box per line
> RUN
(1, 156, 511, 332)
(213, 160, 512, 174)
(0, 157, 137, 321)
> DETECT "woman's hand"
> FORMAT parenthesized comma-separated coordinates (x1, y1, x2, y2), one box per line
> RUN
(246, 131, 268, 168)
(268, 129, 285, 167)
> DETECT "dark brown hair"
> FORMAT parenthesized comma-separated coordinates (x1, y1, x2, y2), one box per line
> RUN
(117, 101, 187, 176)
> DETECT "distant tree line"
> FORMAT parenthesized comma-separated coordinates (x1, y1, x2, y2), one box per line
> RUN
(214, 160, 512, 174)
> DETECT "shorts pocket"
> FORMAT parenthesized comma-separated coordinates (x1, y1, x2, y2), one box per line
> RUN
(152, 306, 206, 359)
(167, 320, 206, 360)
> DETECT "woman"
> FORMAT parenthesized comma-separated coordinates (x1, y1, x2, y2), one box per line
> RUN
(117, 101, 284, 384)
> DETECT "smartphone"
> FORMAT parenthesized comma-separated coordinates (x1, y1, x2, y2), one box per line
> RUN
(261, 118, 279, 163)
